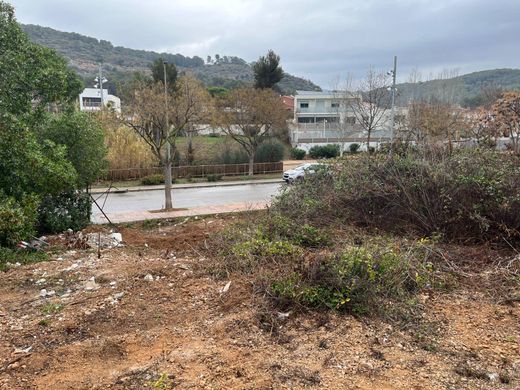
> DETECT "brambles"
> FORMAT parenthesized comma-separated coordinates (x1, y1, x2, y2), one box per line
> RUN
(269, 243, 434, 315)
(273, 149, 520, 243)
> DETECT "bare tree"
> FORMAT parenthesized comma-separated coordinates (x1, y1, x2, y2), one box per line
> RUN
(344, 67, 391, 151)
(488, 91, 520, 154)
(124, 76, 212, 209)
(217, 87, 287, 175)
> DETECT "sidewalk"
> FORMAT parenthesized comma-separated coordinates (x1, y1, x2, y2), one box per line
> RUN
(91, 178, 282, 194)
(93, 201, 268, 224)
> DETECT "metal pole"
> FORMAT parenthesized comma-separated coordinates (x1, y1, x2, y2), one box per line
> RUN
(163, 62, 171, 167)
(390, 56, 397, 146)
(98, 64, 104, 110)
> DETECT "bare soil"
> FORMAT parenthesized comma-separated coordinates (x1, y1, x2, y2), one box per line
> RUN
(1, 215, 519, 389)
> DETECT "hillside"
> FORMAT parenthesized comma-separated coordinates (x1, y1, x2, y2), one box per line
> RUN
(21, 24, 321, 96)
(394, 68, 520, 107)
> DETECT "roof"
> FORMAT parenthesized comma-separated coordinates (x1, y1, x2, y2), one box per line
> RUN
(295, 90, 361, 99)
(80, 88, 109, 98)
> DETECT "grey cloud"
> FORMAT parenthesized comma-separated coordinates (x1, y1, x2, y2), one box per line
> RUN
(9, 0, 520, 88)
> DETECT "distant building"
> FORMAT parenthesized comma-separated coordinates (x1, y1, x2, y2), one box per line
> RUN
(79, 88, 121, 113)
(290, 90, 407, 152)
(281, 95, 295, 116)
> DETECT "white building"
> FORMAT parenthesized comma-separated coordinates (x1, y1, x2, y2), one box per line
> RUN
(79, 88, 121, 113)
(291, 90, 405, 152)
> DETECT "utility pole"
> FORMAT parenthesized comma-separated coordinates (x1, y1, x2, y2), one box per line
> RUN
(389, 56, 397, 146)
(98, 64, 104, 110)
(163, 61, 173, 209)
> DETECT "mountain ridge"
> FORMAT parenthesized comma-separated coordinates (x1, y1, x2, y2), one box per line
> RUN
(21, 24, 321, 96)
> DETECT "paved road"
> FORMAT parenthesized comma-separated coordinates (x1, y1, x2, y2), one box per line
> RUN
(92, 182, 283, 218)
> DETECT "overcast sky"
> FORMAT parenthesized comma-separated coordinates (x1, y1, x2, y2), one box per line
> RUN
(9, 0, 520, 88)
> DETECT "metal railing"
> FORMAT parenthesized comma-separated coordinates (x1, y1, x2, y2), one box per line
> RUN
(99, 162, 284, 182)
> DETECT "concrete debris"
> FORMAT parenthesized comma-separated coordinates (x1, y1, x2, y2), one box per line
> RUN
(39, 289, 55, 298)
(86, 232, 124, 249)
(277, 311, 291, 320)
(220, 281, 232, 294)
(143, 274, 154, 282)
(84, 277, 100, 291)
(14, 346, 32, 354)
(113, 292, 125, 300)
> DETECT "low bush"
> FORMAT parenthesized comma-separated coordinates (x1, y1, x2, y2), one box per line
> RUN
(290, 147, 306, 160)
(37, 191, 91, 234)
(141, 174, 165, 185)
(0, 193, 39, 247)
(349, 143, 360, 154)
(270, 243, 434, 315)
(254, 138, 285, 163)
(260, 214, 331, 248)
(206, 174, 223, 182)
(273, 149, 520, 242)
(308, 144, 340, 159)
(0, 247, 48, 272)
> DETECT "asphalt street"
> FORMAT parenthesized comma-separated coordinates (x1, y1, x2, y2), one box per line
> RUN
(92, 182, 283, 217)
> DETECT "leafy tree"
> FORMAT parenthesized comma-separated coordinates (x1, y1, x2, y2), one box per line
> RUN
(151, 57, 177, 92)
(253, 50, 284, 90)
(207, 86, 229, 97)
(0, 2, 83, 119)
(38, 111, 108, 188)
(217, 87, 287, 175)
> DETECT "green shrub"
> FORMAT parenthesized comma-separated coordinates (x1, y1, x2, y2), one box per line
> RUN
(206, 174, 223, 182)
(0, 193, 39, 247)
(37, 191, 91, 234)
(261, 214, 331, 248)
(228, 237, 301, 273)
(308, 144, 340, 159)
(141, 174, 165, 185)
(270, 244, 431, 314)
(0, 247, 48, 272)
(349, 143, 360, 154)
(254, 138, 285, 163)
(290, 147, 306, 160)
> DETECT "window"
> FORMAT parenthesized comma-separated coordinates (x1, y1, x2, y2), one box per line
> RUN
(345, 116, 356, 125)
(316, 116, 339, 123)
(82, 97, 102, 107)
(300, 102, 309, 108)
(298, 117, 315, 123)
(331, 102, 340, 108)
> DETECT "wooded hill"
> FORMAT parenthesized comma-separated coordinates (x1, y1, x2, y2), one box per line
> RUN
(21, 24, 321, 96)
(394, 68, 520, 108)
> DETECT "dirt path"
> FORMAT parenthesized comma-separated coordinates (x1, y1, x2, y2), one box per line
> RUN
(1, 216, 519, 389)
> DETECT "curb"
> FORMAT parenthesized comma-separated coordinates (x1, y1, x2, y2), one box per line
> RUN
(90, 178, 283, 194)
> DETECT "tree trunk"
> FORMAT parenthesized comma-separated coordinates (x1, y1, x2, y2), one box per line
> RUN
(367, 129, 372, 154)
(248, 153, 254, 176)
(164, 160, 173, 209)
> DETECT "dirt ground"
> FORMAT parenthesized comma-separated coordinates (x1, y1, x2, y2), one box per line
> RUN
(1, 215, 519, 389)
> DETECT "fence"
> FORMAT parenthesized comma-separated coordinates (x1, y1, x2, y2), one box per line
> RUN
(100, 162, 284, 182)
